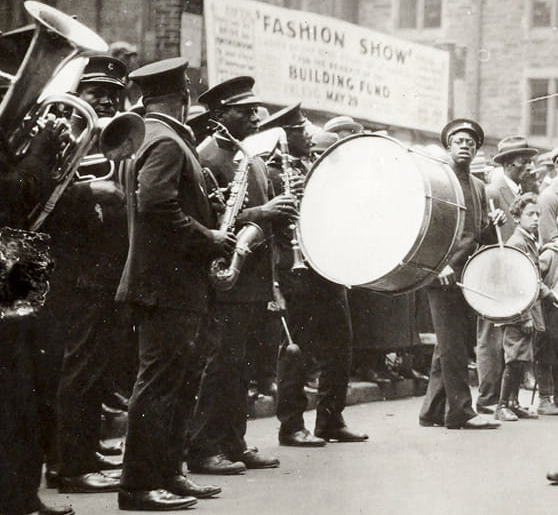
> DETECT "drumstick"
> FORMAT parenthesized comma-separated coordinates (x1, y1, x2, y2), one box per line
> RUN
(488, 199, 504, 248)
(456, 282, 498, 301)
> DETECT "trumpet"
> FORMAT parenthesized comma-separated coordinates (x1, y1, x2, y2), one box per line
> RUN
(278, 133, 307, 272)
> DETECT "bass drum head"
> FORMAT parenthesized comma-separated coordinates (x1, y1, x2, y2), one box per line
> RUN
(299, 134, 427, 287)
(461, 245, 539, 321)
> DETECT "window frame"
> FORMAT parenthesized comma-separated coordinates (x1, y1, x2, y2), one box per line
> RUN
(524, 70, 558, 148)
(395, 0, 443, 31)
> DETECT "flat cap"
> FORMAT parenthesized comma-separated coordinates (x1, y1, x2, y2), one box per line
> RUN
(440, 118, 484, 148)
(129, 57, 189, 98)
(492, 136, 538, 164)
(323, 115, 363, 135)
(198, 76, 260, 110)
(258, 103, 307, 131)
(80, 55, 127, 89)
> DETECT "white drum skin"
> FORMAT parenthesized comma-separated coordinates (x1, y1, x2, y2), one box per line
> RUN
(461, 244, 539, 323)
(299, 133, 465, 294)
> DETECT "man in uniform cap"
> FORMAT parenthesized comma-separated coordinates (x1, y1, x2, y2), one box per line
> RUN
(260, 104, 367, 447)
(419, 118, 505, 430)
(116, 57, 233, 510)
(476, 136, 541, 418)
(50, 54, 130, 495)
(323, 115, 363, 139)
(187, 76, 297, 474)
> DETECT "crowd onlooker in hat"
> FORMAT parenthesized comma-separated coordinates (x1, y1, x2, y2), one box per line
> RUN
(536, 152, 556, 193)
(476, 136, 538, 416)
(109, 40, 141, 108)
(323, 115, 363, 139)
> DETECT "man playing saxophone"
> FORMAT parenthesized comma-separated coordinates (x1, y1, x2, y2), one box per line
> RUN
(187, 76, 297, 475)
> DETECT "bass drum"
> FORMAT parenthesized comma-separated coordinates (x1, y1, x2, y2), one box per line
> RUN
(298, 133, 465, 294)
(461, 245, 539, 323)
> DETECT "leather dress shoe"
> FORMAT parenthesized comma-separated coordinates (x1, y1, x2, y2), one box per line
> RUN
(165, 474, 221, 498)
(494, 405, 518, 422)
(233, 448, 280, 469)
(98, 439, 124, 456)
(509, 404, 538, 419)
(476, 404, 496, 415)
(546, 470, 558, 483)
(38, 503, 75, 515)
(314, 426, 369, 442)
(58, 471, 120, 493)
(119, 488, 197, 511)
(231, 448, 280, 469)
(279, 428, 326, 447)
(447, 415, 501, 429)
(95, 451, 123, 469)
(188, 453, 247, 475)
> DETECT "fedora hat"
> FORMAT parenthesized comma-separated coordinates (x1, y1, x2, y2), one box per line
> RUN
(323, 115, 363, 135)
(492, 136, 538, 164)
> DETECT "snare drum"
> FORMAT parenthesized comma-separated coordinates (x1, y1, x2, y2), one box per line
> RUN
(460, 244, 540, 323)
(298, 133, 465, 294)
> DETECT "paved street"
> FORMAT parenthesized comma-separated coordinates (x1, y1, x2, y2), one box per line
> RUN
(42, 390, 558, 515)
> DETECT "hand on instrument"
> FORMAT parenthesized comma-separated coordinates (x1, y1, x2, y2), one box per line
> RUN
(437, 264, 456, 287)
(488, 207, 507, 227)
(261, 194, 298, 221)
(20, 114, 72, 169)
(209, 229, 237, 255)
(289, 175, 305, 198)
(520, 319, 535, 335)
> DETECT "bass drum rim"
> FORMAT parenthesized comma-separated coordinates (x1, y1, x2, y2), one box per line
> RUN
(299, 133, 465, 294)
(461, 244, 540, 323)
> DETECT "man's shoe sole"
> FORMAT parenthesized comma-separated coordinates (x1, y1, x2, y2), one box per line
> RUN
(119, 499, 198, 511)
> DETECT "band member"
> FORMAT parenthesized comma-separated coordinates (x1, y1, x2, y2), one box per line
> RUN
(0, 89, 74, 515)
(419, 119, 505, 430)
(476, 136, 538, 415)
(187, 76, 297, 474)
(260, 103, 368, 447)
(116, 57, 231, 510)
(51, 55, 129, 494)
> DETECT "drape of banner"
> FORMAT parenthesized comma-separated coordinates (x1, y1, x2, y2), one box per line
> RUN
(204, 0, 450, 133)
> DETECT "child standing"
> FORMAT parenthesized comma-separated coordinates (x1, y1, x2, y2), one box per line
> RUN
(495, 193, 556, 421)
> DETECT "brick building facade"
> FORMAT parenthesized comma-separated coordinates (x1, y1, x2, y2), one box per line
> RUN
(2, 0, 558, 153)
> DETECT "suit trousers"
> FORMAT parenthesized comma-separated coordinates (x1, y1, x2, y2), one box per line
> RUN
(57, 290, 122, 476)
(476, 318, 504, 408)
(276, 270, 352, 435)
(188, 302, 268, 461)
(121, 307, 205, 490)
(0, 318, 43, 515)
(419, 287, 477, 427)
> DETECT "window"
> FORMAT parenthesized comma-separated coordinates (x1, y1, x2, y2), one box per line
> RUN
(398, 0, 442, 29)
(527, 78, 558, 141)
(533, 0, 552, 26)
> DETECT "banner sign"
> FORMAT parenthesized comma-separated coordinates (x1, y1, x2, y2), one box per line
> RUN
(204, 0, 450, 132)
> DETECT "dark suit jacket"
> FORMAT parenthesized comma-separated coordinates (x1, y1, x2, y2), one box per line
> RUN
(446, 171, 496, 279)
(486, 173, 518, 242)
(116, 113, 216, 313)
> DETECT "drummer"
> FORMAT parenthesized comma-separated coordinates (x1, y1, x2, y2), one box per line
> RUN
(419, 118, 506, 430)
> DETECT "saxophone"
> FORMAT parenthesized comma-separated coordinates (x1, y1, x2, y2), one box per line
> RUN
(208, 121, 265, 292)
(278, 134, 307, 272)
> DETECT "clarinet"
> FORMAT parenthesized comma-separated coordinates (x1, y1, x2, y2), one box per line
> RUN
(278, 133, 307, 272)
